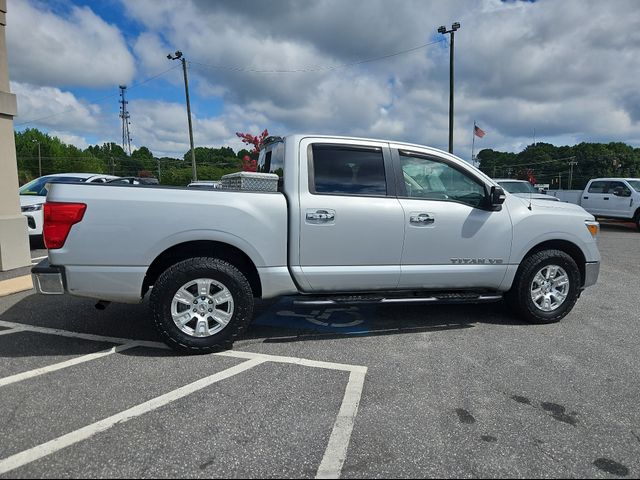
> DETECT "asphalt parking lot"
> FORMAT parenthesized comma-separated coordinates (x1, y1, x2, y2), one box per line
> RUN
(0, 224, 639, 478)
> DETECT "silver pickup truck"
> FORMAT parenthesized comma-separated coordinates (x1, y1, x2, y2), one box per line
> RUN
(33, 135, 601, 353)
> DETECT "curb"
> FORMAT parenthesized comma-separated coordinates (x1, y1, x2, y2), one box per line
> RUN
(0, 275, 33, 297)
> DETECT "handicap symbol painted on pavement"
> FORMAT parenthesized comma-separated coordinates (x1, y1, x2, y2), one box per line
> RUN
(254, 297, 371, 334)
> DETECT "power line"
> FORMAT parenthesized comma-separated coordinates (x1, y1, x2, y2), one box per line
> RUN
(486, 156, 579, 170)
(189, 38, 447, 74)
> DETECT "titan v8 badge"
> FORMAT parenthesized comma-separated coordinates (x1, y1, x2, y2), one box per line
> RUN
(450, 258, 504, 264)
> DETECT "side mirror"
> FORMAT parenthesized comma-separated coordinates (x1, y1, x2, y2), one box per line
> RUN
(490, 185, 506, 206)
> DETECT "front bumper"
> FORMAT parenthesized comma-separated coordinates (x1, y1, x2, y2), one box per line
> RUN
(583, 261, 600, 289)
(31, 259, 65, 295)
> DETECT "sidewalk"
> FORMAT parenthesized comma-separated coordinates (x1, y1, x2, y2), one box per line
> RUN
(0, 265, 33, 296)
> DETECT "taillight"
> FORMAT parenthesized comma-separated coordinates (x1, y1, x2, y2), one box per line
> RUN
(43, 202, 87, 249)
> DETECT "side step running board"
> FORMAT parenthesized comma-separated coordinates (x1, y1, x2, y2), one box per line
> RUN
(292, 292, 503, 306)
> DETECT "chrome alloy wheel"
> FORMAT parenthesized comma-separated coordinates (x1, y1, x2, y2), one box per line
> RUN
(170, 278, 235, 337)
(530, 265, 570, 312)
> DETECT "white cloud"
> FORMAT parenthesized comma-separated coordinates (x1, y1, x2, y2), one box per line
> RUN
(6, 0, 135, 88)
(11, 82, 103, 131)
(49, 131, 90, 150)
(119, 0, 640, 156)
(125, 99, 242, 158)
(8, 0, 640, 160)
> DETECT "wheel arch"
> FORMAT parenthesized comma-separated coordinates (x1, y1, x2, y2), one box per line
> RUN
(142, 240, 262, 298)
(518, 240, 587, 287)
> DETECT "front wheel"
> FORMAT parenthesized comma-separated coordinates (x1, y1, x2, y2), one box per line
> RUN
(505, 249, 581, 324)
(150, 257, 254, 354)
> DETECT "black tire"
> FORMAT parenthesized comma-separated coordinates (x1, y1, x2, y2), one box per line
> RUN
(150, 257, 254, 354)
(634, 210, 640, 232)
(504, 249, 581, 324)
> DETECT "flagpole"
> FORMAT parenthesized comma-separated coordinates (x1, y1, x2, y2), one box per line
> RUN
(471, 121, 476, 167)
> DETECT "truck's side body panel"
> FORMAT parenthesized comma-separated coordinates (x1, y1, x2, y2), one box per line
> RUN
(47, 183, 291, 302)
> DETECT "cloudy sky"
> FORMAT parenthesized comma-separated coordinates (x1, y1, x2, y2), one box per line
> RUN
(6, 0, 640, 159)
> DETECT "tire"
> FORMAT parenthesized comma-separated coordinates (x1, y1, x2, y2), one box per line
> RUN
(150, 257, 254, 354)
(504, 249, 581, 324)
(634, 210, 640, 232)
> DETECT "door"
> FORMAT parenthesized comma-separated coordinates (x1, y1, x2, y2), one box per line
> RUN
(581, 180, 608, 216)
(393, 148, 512, 290)
(296, 139, 405, 292)
(606, 181, 633, 218)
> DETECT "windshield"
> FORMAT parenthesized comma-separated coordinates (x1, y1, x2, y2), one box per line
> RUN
(627, 180, 640, 192)
(19, 176, 86, 196)
(498, 181, 537, 194)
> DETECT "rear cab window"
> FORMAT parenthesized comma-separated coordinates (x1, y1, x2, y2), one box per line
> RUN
(257, 139, 285, 191)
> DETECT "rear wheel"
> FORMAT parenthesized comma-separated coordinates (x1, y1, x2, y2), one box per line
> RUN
(634, 210, 640, 231)
(150, 257, 254, 354)
(505, 249, 581, 324)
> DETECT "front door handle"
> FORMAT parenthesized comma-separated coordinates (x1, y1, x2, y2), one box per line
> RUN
(410, 212, 435, 225)
(604, 197, 609, 200)
(306, 209, 335, 224)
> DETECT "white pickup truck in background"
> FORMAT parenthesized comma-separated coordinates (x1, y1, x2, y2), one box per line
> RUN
(32, 135, 601, 353)
(550, 178, 640, 231)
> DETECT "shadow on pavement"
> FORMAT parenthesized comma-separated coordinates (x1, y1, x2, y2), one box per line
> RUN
(0, 291, 527, 358)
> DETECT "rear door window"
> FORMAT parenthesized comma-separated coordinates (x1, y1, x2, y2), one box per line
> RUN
(588, 181, 607, 193)
(310, 145, 387, 196)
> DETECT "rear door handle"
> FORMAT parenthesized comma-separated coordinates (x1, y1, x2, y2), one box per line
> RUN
(603, 197, 609, 200)
(410, 212, 435, 225)
(306, 209, 335, 224)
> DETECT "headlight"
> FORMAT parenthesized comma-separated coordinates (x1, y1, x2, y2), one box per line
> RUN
(585, 221, 599, 238)
(21, 204, 44, 212)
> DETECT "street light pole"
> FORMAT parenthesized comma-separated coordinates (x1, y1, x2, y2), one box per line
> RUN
(32, 139, 41, 177)
(568, 157, 577, 190)
(167, 50, 197, 182)
(438, 22, 461, 154)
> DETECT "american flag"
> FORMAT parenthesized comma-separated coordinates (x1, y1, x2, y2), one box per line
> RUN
(474, 124, 486, 138)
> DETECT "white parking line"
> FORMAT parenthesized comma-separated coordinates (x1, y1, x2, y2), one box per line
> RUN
(0, 343, 140, 388)
(0, 320, 169, 350)
(0, 327, 25, 336)
(0, 358, 265, 476)
(0, 320, 368, 479)
(31, 256, 48, 263)
(316, 368, 367, 479)
(216, 349, 368, 373)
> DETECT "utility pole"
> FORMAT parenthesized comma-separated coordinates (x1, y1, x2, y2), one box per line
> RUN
(32, 139, 41, 177)
(118, 85, 132, 156)
(568, 157, 577, 190)
(167, 50, 197, 182)
(558, 172, 562, 190)
(438, 22, 460, 154)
